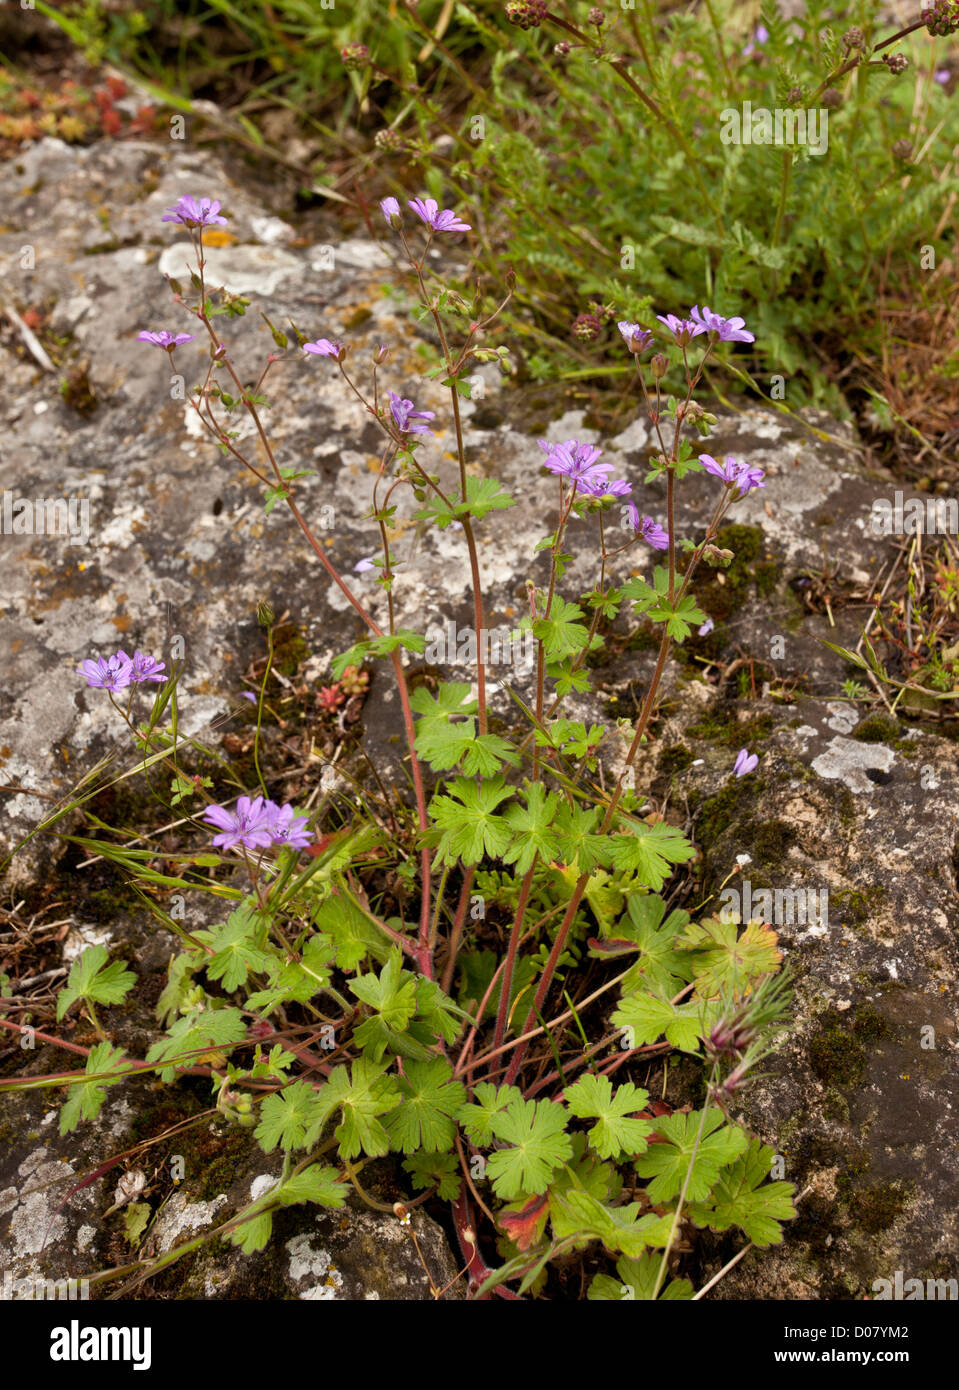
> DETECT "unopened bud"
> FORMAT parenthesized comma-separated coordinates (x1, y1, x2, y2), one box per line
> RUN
(257, 600, 275, 627)
(651, 353, 668, 380)
(821, 87, 843, 108)
(373, 343, 391, 364)
(340, 42, 370, 71)
(702, 545, 734, 569)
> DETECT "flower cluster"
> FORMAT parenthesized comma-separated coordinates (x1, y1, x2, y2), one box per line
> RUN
(77, 650, 167, 691)
(537, 439, 669, 547)
(202, 795, 313, 852)
(922, 1, 959, 38)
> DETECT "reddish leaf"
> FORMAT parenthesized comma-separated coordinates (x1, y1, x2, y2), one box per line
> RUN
(498, 1193, 549, 1251)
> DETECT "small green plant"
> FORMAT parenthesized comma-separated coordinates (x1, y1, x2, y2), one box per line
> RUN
(4, 191, 797, 1301)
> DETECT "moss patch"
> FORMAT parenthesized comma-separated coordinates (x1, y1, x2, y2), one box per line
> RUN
(809, 1015, 867, 1087)
(853, 713, 902, 744)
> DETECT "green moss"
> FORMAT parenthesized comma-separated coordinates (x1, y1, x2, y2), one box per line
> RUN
(852, 1001, 891, 1042)
(271, 623, 310, 677)
(832, 886, 885, 929)
(847, 1181, 910, 1234)
(657, 743, 694, 776)
(752, 819, 797, 862)
(852, 713, 901, 744)
(686, 706, 774, 747)
(692, 780, 757, 850)
(809, 1017, 867, 1086)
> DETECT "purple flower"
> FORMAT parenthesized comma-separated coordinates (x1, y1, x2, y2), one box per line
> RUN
(354, 557, 376, 572)
(698, 454, 766, 495)
(117, 649, 167, 683)
(733, 748, 759, 778)
(239, 691, 258, 703)
(935, 69, 951, 84)
(389, 391, 436, 436)
(77, 653, 135, 692)
(161, 196, 228, 229)
(303, 338, 344, 360)
(202, 795, 273, 851)
(617, 321, 654, 352)
(733, 463, 766, 495)
(538, 439, 614, 492)
(698, 617, 715, 636)
(380, 197, 401, 224)
(137, 331, 196, 350)
(582, 476, 632, 498)
(627, 503, 670, 549)
(263, 801, 313, 851)
(656, 314, 707, 346)
(698, 454, 743, 485)
(408, 197, 471, 233)
(742, 24, 770, 57)
(689, 305, 755, 344)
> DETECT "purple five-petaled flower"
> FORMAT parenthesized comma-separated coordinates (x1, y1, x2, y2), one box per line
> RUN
(380, 197, 401, 225)
(202, 795, 313, 852)
(408, 198, 471, 233)
(161, 196, 228, 228)
(538, 439, 613, 490)
(626, 502, 670, 549)
(656, 314, 707, 346)
(303, 338, 345, 360)
(117, 649, 167, 683)
(617, 321, 654, 353)
(354, 557, 376, 572)
(698, 454, 766, 496)
(77, 649, 166, 690)
(263, 802, 314, 850)
(137, 331, 196, 350)
(202, 795, 274, 851)
(389, 391, 436, 436)
(689, 305, 755, 344)
(76, 653, 135, 692)
(733, 748, 759, 778)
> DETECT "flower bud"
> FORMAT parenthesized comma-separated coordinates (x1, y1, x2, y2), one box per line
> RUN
(374, 128, 403, 152)
(340, 42, 370, 71)
(554, 40, 571, 56)
(821, 87, 843, 108)
(842, 26, 866, 52)
(588, 7, 605, 24)
(650, 353, 668, 380)
(505, 0, 548, 29)
(883, 53, 909, 75)
(373, 343, 391, 365)
(703, 545, 734, 569)
(571, 311, 602, 342)
(257, 600, 275, 627)
(892, 138, 913, 161)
